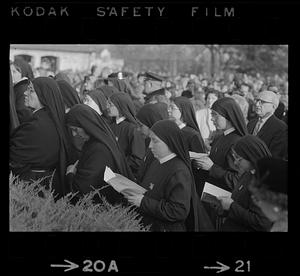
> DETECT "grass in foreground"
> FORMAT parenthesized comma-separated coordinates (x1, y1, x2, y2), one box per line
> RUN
(9, 173, 150, 232)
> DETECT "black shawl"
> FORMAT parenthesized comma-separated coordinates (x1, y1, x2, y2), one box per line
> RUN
(97, 85, 119, 99)
(110, 92, 137, 125)
(56, 79, 81, 108)
(65, 104, 134, 181)
(136, 102, 169, 128)
(54, 72, 72, 85)
(173, 96, 200, 132)
(108, 78, 131, 94)
(234, 135, 272, 168)
(32, 77, 70, 196)
(88, 89, 108, 113)
(151, 120, 214, 231)
(212, 97, 248, 136)
(14, 56, 34, 80)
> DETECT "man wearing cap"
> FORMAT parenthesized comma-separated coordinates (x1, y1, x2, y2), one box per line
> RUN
(143, 72, 169, 104)
(247, 90, 288, 160)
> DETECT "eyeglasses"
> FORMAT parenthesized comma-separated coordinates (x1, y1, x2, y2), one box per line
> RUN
(255, 99, 274, 105)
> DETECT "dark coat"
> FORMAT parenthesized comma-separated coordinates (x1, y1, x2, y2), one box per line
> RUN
(221, 173, 272, 232)
(247, 115, 288, 160)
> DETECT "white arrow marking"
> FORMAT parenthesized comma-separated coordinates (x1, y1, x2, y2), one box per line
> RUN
(51, 259, 79, 272)
(204, 261, 230, 273)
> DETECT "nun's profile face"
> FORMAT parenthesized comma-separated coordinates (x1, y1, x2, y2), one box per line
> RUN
(69, 126, 90, 141)
(107, 100, 119, 117)
(24, 82, 42, 110)
(168, 102, 182, 121)
(211, 110, 227, 130)
(83, 95, 102, 115)
(10, 64, 22, 84)
(232, 149, 253, 174)
(149, 131, 172, 160)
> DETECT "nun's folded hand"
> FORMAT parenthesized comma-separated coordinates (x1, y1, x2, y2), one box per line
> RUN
(195, 156, 214, 170)
(217, 196, 234, 210)
(126, 194, 144, 207)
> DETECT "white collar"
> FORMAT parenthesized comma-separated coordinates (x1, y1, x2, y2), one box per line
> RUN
(14, 77, 28, 85)
(116, 116, 126, 125)
(32, 107, 43, 114)
(223, 127, 235, 136)
(178, 122, 186, 129)
(158, 153, 177, 164)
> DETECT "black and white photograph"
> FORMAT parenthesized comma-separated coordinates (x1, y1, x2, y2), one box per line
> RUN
(7, 0, 296, 275)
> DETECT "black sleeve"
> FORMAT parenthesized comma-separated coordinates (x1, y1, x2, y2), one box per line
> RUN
(70, 145, 115, 194)
(209, 147, 240, 191)
(228, 199, 272, 232)
(140, 169, 191, 222)
(189, 132, 207, 153)
(127, 127, 146, 173)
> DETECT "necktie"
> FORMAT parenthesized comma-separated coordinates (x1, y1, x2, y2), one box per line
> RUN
(253, 118, 263, 135)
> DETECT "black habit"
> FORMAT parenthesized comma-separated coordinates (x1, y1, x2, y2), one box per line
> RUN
(65, 104, 135, 205)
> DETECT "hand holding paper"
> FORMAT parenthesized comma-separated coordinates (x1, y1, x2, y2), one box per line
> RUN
(126, 194, 144, 207)
(189, 151, 208, 159)
(104, 166, 147, 197)
(201, 182, 232, 207)
(217, 196, 234, 210)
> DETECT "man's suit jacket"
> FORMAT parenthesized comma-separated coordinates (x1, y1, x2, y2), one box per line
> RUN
(247, 114, 288, 160)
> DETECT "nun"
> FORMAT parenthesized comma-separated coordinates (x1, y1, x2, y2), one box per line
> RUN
(56, 79, 81, 113)
(10, 66, 19, 133)
(125, 120, 214, 232)
(56, 79, 83, 163)
(10, 77, 70, 197)
(65, 104, 134, 205)
(169, 96, 206, 153)
(217, 135, 273, 231)
(107, 92, 146, 176)
(135, 102, 169, 181)
(194, 97, 248, 194)
(10, 61, 32, 124)
(136, 102, 169, 148)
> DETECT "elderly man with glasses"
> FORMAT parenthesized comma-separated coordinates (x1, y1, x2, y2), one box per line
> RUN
(247, 90, 288, 160)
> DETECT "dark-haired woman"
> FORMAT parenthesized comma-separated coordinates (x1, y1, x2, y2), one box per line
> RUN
(107, 92, 145, 177)
(125, 120, 213, 232)
(65, 104, 134, 205)
(10, 77, 70, 197)
(218, 135, 273, 232)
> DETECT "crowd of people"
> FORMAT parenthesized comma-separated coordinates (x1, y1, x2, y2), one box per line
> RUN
(9, 57, 288, 232)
